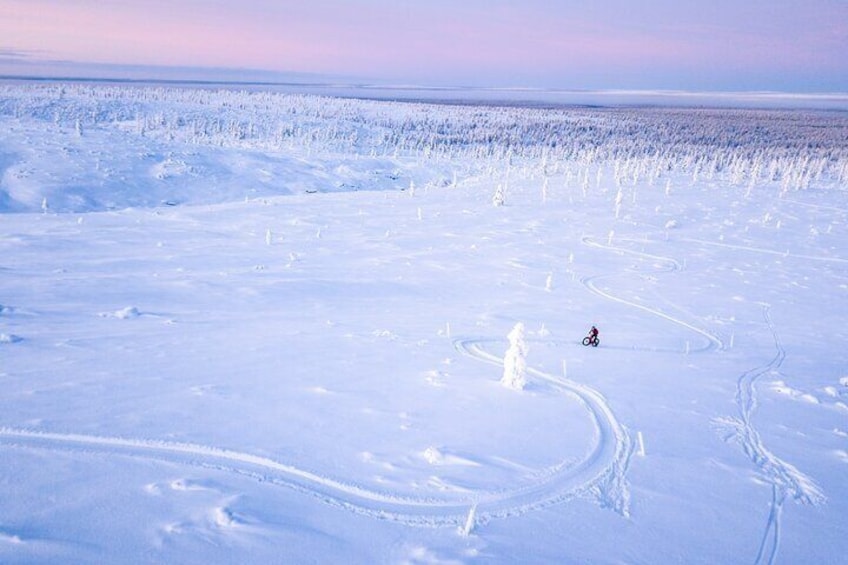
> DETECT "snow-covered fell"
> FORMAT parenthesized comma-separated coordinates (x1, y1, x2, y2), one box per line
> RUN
(1, 83, 847, 564)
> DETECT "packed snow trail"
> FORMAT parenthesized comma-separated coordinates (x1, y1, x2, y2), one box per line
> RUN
(680, 238, 848, 265)
(455, 338, 634, 518)
(0, 337, 633, 529)
(580, 236, 724, 352)
(583, 234, 827, 563)
(716, 305, 825, 565)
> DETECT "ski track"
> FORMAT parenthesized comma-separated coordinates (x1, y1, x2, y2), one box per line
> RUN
(718, 304, 825, 565)
(581, 234, 827, 564)
(0, 338, 634, 530)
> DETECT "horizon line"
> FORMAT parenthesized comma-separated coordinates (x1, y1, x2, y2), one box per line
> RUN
(3, 74, 848, 99)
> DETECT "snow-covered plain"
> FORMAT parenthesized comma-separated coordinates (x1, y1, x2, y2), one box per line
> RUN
(1, 83, 847, 564)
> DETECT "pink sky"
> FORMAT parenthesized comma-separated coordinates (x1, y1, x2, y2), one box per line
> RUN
(2, 0, 846, 91)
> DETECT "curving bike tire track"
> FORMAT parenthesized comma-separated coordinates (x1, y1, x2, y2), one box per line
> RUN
(0, 335, 634, 529)
(580, 236, 724, 352)
(581, 234, 826, 563)
(455, 338, 634, 518)
(679, 237, 848, 265)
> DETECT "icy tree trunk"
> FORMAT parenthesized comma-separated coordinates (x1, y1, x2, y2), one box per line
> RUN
(501, 323, 528, 390)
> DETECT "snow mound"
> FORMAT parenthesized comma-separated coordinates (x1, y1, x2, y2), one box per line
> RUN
(212, 506, 240, 528)
(0, 531, 23, 544)
(112, 306, 141, 319)
(0, 333, 23, 344)
(423, 446, 444, 464)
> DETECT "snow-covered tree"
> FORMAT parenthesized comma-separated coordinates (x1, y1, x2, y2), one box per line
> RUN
(492, 184, 505, 207)
(501, 323, 528, 390)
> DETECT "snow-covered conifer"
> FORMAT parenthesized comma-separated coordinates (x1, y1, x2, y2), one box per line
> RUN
(492, 184, 505, 207)
(501, 323, 528, 390)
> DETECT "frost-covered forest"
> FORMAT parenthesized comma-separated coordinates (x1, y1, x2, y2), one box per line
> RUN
(2, 84, 847, 214)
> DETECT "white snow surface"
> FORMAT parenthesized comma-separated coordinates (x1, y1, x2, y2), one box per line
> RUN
(1, 83, 848, 563)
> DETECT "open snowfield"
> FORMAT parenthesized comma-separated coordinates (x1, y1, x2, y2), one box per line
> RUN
(1, 83, 847, 563)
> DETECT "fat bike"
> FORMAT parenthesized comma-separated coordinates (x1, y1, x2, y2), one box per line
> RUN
(582, 335, 599, 347)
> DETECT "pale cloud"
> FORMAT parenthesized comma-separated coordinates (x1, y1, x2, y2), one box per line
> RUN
(0, 49, 36, 60)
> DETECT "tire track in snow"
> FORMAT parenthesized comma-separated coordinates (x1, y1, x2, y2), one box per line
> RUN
(455, 338, 634, 518)
(0, 425, 474, 527)
(581, 235, 826, 562)
(716, 304, 825, 565)
(0, 335, 633, 529)
(580, 236, 724, 352)
(679, 237, 848, 265)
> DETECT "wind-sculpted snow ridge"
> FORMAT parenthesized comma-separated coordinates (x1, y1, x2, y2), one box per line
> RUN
(0, 335, 632, 530)
(715, 305, 825, 565)
(580, 235, 724, 352)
